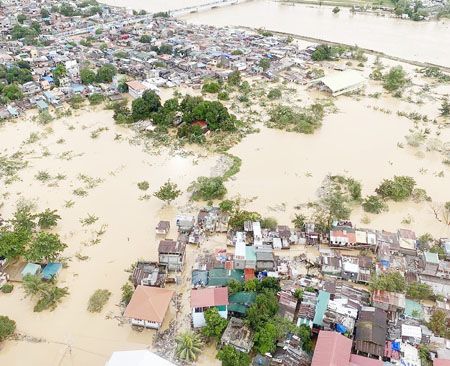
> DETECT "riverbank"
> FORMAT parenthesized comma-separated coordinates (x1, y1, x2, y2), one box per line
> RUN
(181, 0, 450, 68)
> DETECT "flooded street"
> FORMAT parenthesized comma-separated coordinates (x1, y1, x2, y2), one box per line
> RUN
(0, 109, 220, 365)
(182, 0, 450, 67)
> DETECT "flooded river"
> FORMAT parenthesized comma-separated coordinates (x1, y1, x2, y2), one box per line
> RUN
(181, 0, 450, 68)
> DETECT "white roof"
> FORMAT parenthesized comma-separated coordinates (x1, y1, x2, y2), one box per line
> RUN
(318, 70, 365, 94)
(401, 324, 422, 339)
(343, 262, 359, 273)
(106, 350, 176, 366)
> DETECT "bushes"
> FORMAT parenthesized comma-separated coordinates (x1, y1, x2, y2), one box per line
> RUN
(1, 283, 14, 293)
(88, 93, 104, 105)
(406, 282, 433, 300)
(268, 104, 324, 134)
(369, 272, 406, 293)
(0, 316, 16, 342)
(87, 289, 111, 312)
(261, 217, 278, 230)
(267, 88, 282, 100)
(383, 66, 408, 92)
(189, 176, 227, 201)
(375, 176, 416, 201)
(121, 283, 133, 305)
(202, 81, 221, 94)
(362, 195, 388, 214)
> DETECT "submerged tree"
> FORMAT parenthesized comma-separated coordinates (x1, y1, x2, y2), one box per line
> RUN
(154, 180, 181, 205)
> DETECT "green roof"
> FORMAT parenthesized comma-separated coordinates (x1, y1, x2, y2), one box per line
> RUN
(208, 269, 244, 287)
(229, 291, 257, 304)
(313, 290, 330, 327)
(228, 304, 248, 314)
(404, 299, 423, 320)
(228, 291, 256, 315)
(245, 246, 256, 261)
(424, 251, 439, 264)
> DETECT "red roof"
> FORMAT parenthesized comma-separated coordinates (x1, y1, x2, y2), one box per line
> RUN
(434, 360, 450, 366)
(349, 354, 383, 366)
(190, 287, 228, 308)
(244, 268, 255, 280)
(311, 331, 352, 366)
(192, 120, 208, 128)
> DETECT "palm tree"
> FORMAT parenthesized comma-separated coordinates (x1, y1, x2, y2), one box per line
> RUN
(22, 274, 47, 297)
(176, 331, 203, 362)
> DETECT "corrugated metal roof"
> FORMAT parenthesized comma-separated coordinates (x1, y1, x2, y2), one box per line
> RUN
(313, 290, 330, 326)
(311, 331, 352, 366)
(190, 287, 228, 308)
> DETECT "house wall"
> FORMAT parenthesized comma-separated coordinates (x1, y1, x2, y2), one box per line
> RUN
(131, 318, 161, 329)
(192, 307, 227, 328)
(159, 253, 183, 271)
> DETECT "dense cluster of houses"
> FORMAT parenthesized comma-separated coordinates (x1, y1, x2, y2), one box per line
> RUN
(120, 206, 450, 365)
(0, 0, 325, 119)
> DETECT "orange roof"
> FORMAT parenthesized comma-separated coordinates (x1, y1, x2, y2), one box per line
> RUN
(126, 80, 147, 91)
(190, 287, 228, 308)
(124, 286, 174, 323)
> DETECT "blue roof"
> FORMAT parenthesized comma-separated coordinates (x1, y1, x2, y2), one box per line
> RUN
(41, 263, 62, 280)
(36, 100, 48, 109)
(313, 290, 330, 326)
(43, 75, 54, 82)
(44, 91, 55, 99)
(21, 263, 41, 277)
(71, 84, 85, 93)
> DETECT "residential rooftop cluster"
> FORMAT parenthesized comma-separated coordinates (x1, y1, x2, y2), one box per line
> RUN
(120, 206, 450, 366)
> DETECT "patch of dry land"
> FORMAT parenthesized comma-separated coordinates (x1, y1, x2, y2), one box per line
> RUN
(0, 53, 449, 365)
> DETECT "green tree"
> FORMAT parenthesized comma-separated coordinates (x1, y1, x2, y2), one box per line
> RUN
(87, 289, 111, 312)
(228, 210, 262, 230)
(80, 68, 96, 84)
(52, 64, 66, 86)
(202, 307, 228, 340)
(142, 90, 162, 112)
(96, 64, 116, 83)
(362, 195, 388, 214)
(17, 14, 27, 24)
(154, 180, 181, 205)
(406, 282, 433, 300)
(176, 332, 203, 362)
(0, 316, 16, 342)
(227, 70, 241, 86)
(254, 321, 278, 354)
(292, 213, 306, 230)
(259, 58, 271, 71)
(22, 274, 48, 298)
(25, 232, 67, 263)
(0, 229, 30, 260)
(375, 176, 416, 201)
(267, 88, 282, 100)
(369, 272, 406, 292)
(41, 8, 50, 18)
(37, 209, 61, 230)
(131, 97, 151, 121)
(311, 44, 334, 61)
(202, 81, 221, 94)
(428, 310, 449, 338)
(217, 345, 251, 366)
(139, 34, 152, 43)
(246, 290, 279, 330)
(260, 217, 278, 230)
(383, 66, 408, 92)
(189, 176, 227, 201)
(121, 283, 134, 305)
(2, 84, 23, 101)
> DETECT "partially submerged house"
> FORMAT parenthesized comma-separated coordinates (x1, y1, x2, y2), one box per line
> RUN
(106, 350, 176, 366)
(124, 286, 174, 329)
(221, 317, 253, 353)
(41, 263, 62, 280)
(191, 287, 228, 328)
(313, 70, 365, 96)
(155, 221, 170, 236)
(132, 261, 167, 287)
(158, 239, 186, 272)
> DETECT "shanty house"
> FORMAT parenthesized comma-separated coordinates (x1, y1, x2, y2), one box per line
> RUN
(191, 287, 228, 328)
(158, 239, 186, 272)
(354, 307, 387, 359)
(311, 330, 352, 366)
(155, 221, 170, 236)
(221, 317, 253, 353)
(124, 286, 174, 329)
